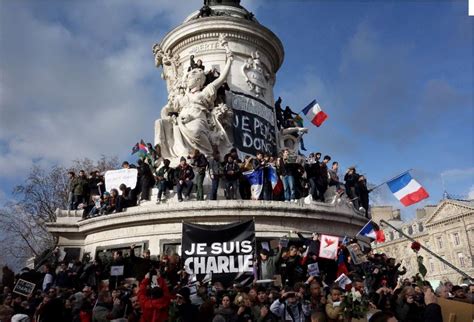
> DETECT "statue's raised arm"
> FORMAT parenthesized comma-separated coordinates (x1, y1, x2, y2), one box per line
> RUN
(210, 53, 233, 90)
(208, 34, 233, 89)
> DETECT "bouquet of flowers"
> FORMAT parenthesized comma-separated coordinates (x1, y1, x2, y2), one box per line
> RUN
(341, 287, 370, 319)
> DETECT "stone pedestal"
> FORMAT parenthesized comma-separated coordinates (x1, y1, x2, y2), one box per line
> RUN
(46, 2, 367, 262)
(47, 199, 367, 260)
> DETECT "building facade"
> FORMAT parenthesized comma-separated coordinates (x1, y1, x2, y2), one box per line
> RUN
(371, 199, 474, 284)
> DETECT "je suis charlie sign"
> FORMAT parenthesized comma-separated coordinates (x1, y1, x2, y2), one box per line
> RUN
(182, 220, 255, 286)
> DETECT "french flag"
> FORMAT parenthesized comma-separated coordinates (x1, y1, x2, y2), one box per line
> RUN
(302, 99, 328, 127)
(387, 172, 429, 206)
(243, 169, 263, 200)
(358, 220, 385, 243)
(268, 165, 278, 190)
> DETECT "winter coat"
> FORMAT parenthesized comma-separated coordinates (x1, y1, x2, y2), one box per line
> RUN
(138, 277, 171, 322)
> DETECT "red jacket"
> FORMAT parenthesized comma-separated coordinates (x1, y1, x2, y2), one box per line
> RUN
(138, 277, 171, 322)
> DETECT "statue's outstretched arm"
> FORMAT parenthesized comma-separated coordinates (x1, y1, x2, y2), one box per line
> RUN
(210, 54, 233, 89)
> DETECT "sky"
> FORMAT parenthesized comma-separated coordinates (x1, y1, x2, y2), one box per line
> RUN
(0, 0, 472, 219)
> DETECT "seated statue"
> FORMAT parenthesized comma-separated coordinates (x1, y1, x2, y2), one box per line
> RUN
(155, 52, 234, 158)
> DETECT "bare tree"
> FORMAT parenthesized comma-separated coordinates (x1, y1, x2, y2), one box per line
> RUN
(0, 155, 119, 270)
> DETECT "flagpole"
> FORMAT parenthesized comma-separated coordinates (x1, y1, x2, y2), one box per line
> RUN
(379, 219, 473, 281)
(355, 220, 372, 237)
(369, 169, 413, 192)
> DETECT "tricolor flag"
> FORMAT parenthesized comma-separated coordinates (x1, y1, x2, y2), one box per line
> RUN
(318, 234, 339, 259)
(243, 169, 263, 200)
(268, 165, 279, 190)
(301, 99, 328, 127)
(387, 172, 429, 206)
(358, 220, 385, 243)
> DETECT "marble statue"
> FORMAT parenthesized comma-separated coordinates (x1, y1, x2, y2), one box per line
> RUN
(155, 35, 234, 158)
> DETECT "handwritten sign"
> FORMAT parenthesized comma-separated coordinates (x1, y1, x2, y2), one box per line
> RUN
(13, 279, 36, 297)
(105, 168, 137, 194)
(110, 266, 124, 276)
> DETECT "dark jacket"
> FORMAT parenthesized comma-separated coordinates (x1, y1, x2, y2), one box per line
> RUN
(224, 161, 240, 181)
(73, 176, 89, 196)
(191, 154, 209, 175)
(175, 164, 195, 182)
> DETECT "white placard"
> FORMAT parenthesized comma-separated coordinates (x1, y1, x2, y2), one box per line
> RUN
(335, 273, 352, 289)
(307, 263, 320, 276)
(105, 168, 137, 194)
(110, 265, 124, 276)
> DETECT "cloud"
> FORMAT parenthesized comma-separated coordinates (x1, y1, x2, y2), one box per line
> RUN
(441, 167, 474, 179)
(0, 0, 201, 178)
(335, 19, 471, 146)
(468, 186, 474, 200)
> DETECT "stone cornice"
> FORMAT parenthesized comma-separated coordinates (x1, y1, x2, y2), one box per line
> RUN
(160, 17, 284, 73)
(47, 200, 367, 237)
(424, 200, 474, 225)
(425, 211, 473, 228)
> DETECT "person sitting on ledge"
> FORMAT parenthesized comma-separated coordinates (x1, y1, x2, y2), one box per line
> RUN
(119, 183, 137, 209)
(175, 157, 195, 202)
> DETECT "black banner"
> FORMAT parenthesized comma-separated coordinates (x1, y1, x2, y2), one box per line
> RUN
(182, 220, 255, 286)
(227, 91, 277, 156)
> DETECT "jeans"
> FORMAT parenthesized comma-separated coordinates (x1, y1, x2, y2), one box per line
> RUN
(177, 180, 193, 201)
(196, 172, 205, 200)
(308, 177, 318, 200)
(157, 181, 168, 200)
(282, 175, 295, 201)
(209, 177, 219, 200)
(225, 179, 238, 200)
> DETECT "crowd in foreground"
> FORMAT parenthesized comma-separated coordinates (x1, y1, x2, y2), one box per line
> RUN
(67, 146, 372, 219)
(2, 234, 472, 322)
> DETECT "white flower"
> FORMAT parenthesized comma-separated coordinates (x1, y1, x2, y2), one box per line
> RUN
(351, 287, 362, 300)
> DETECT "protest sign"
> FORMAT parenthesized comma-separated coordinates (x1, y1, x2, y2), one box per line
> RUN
(347, 243, 368, 265)
(279, 238, 289, 248)
(307, 263, 320, 276)
(335, 273, 352, 289)
(110, 266, 124, 276)
(227, 91, 277, 156)
(13, 279, 35, 297)
(319, 234, 339, 259)
(182, 220, 255, 286)
(105, 168, 138, 194)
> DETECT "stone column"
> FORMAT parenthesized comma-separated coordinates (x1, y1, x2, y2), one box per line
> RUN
(154, 3, 285, 159)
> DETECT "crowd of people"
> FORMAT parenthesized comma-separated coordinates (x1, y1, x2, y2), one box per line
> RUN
(68, 145, 372, 219)
(1, 234, 472, 322)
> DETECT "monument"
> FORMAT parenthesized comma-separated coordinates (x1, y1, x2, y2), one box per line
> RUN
(46, 0, 367, 262)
